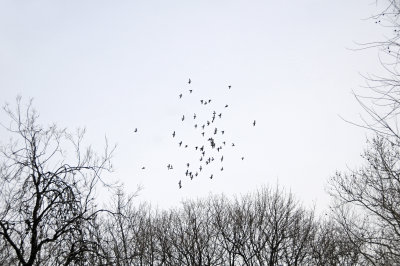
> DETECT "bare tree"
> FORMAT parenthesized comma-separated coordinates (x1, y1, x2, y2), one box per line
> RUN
(328, 2, 400, 265)
(0, 98, 115, 265)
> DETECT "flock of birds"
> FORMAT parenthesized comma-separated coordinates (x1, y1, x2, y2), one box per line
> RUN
(135, 78, 256, 189)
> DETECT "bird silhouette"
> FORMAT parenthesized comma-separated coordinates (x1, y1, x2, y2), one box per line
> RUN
(182, 115, 185, 121)
(193, 113, 197, 119)
(241, 157, 244, 160)
(185, 145, 188, 148)
(142, 166, 145, 170)
(172, 131, 176, 137)
(221, 156, 224, 162)
(253, 120, 256, 126)
(201, 132, 205, 137)
(221, 167, 224, 171)
(189, 89, 193, 93)
(225, 104, 228, 108)
(199, 166, 202, 171)
(194, 124, 198, 128)
(134, 128, 138, 133)
(221, 130, 225, 135)
(228, 85, 231, 89)
(179, 141, 183, 147)
(208, 99, 211, 103)
(179, 94, 182, 99)
(187, 163, 190, 167)
(210, 174, 213, 179)
(200, 100, 204, 104)
(179, 180, 182, 189)
(188, 78, 191, 84)
(218, 113, 222, 118)
(232, 143, 235, 147)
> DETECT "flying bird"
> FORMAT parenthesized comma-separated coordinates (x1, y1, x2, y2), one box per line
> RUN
(179, 141, 183, 147)
(189, 89, 193, 93)
(228, 85, 231, 89)
(134, 128, 138, 133)
(188, 78, 191, 84)
(182, 115, 185, 121)
(179, 94, 182, 99)
(253, 120, 256, 126)
(225, 104, 228, 108)
(241, 157, 245, 160)
(179, 180, 182, 189)
(141, 166, 145, 170)
(221, 156, 224, 162)
(221, 167, 224, 171)
(193, 113, 197, 119)
(210, 174, 213, 179)
(172, 131, 176, 138)
(232, 143, 235, 147)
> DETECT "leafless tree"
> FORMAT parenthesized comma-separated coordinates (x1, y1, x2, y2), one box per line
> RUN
(0, 98, 115, 265)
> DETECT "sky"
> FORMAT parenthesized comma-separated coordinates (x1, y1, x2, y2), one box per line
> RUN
(0, 0, 389, 213)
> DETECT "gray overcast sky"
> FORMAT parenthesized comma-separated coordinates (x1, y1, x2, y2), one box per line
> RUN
(0, 0, 387, 212)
